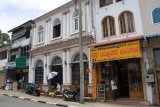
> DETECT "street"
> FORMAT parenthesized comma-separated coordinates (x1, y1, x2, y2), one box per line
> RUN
(0, 95, 57, 107)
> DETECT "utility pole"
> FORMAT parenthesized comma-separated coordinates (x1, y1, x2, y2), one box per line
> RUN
(78, 0, 84, 104)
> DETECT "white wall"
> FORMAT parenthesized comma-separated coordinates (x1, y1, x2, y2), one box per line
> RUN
(0, 59, 7, 67)
(32, 0, 91, 49)
(93, 0, 143, 43)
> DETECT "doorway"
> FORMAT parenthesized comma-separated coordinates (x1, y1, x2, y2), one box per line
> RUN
(112, 60, 129, 98)
(51, 65, 63, 86)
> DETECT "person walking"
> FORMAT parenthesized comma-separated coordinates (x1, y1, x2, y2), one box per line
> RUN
(110, 78, 118, 101)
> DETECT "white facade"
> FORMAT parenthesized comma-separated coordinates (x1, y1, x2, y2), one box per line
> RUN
(92, 0, 143, 42)
(29, 0, 94, 93)
(92, 0, 160, 105)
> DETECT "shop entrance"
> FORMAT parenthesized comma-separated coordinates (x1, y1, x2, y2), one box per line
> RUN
(113, 61, 129, 98)
(100, 58, 143, 99)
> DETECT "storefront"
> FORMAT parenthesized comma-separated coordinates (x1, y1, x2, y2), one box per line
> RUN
(90, 40, 144, 100)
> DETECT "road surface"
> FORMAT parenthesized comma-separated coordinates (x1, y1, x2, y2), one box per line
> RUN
(0, 95, 58, 107)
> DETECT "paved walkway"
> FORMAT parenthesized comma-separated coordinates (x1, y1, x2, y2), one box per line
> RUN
(0, 90, 152, 107)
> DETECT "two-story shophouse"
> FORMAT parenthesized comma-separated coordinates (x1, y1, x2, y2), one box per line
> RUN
(7, 20, 33, 85)
(90, 0, 160, 105)
(29, 0, 94, 96)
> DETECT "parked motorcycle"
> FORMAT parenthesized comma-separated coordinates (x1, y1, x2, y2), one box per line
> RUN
(25, 84, 41, 97)
(63, 88, 80, 102)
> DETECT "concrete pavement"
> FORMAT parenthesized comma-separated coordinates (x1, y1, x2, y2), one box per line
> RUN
(0, 89, 151, 107)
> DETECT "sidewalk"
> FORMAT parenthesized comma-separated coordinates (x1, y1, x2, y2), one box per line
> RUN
(0, 90, 150, 107)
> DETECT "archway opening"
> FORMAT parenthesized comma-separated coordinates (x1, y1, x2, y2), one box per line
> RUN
(50, 57, 63, 87)
(72, 53, 89, 85)
(35, 60, 43, 84)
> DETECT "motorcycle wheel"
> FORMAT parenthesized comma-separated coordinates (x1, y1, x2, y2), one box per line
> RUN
(75, 93, 80, 102)
(63, 95, 68, 101)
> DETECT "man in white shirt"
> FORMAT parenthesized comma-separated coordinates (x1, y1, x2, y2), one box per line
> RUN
(54, 83, 61, 97)
(110, 79, 118, 100)
(56, 83, 61, 92)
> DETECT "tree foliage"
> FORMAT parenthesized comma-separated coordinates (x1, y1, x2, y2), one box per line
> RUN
(0, 30, 10, 44)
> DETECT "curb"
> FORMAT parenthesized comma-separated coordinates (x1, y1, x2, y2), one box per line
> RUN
(0, 93, 73, 107)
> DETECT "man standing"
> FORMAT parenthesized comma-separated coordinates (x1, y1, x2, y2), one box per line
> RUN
(110, 79, 118, 101)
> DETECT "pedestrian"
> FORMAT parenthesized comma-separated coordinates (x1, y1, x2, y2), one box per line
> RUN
(110, 78, 118, 101)
(54, 83, 61, 97)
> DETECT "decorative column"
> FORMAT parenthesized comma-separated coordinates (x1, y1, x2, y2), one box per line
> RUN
(86, 2, 91, 32)
(66, 10, 70, 38)
(43, 54, 47, 84)
(46, 53, 50, 76)
(62, 50, 67, 84)
(62, 13, 67, 39)
(31, 57, 35, 83)
(66, 49, 71, 84)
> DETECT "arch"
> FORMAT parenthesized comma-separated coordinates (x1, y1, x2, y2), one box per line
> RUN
(50, 56, 63, 85)
(53, 18, 61, 38)
(73, 9, 80, 31)
(72, 53, 88, 63)
(119, 11, 135, 34)
(37, 25, 44, 43)
(51, 56, 62, 66)
(73, 9, 80, 17)
(102, 16, 116, 37)
(53, 18, 61, 26)
(35, 60, 44, 84)
(71, 52, 89, 85)
(152, 7, 160, 24)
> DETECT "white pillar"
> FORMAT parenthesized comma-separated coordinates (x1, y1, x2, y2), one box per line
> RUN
(86, 3, 91, 32)
(47, 53, 50, 76)
(32, 27, 36, 48)
(45, 21, 48, 45)
(66, 49, 71, 84)
(62, 14, 66, 39)
(66, 12, 70, 38)
(31, 57, 35, 83)
(43, 55, 47, 84)
(115, 16, 120, 36)
(62, 51, 67, 84)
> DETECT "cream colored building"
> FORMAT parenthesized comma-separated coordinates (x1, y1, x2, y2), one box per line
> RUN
(29, 0, 94, 96)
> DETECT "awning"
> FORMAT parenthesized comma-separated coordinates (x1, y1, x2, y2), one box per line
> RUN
(90, 35, 143, 47)
(144, 33, 160, 39)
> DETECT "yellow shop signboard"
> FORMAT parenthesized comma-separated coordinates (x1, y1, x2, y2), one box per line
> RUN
(90, 40, 141, 63)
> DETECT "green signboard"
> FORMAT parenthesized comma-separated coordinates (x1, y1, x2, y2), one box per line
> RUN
(16, 56, 27, 68)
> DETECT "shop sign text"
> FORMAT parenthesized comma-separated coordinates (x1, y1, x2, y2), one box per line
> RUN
(90, 40, 141, 63)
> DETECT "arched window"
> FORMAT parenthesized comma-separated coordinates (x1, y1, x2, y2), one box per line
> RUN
(37, 26, 44, 43)
(72, 53, 89, 85)
(73, 10, 80, 32)
(35, 60, 43, 84)
(73, 53, 88, 63)
(152, 7, 160, 24)
(119, 11, 135, 34)
(52, 57, 62, 66)
(53, 18, 61, 38)
(102, 16, 115, 37)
